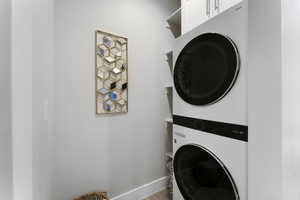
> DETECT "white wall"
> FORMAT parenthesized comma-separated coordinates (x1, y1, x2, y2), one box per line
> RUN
(11, 0, 33, 199)
(11, 0, 54, 200)
(53, 0, 177, 199)
(11, 1, 55, 200)
(249, 0, 300, 199)
(32, 0, 55, 200)
(282, 1, 300, 199)
(248, 0, 282, 199)
(248, 0, 283, 198)
(0, 0, 12, 199)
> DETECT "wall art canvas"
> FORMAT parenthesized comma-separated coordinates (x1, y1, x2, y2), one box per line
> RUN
(95, 30, 128, 114)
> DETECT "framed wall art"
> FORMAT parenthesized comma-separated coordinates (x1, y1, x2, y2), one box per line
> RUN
(95, 30, 128, 114)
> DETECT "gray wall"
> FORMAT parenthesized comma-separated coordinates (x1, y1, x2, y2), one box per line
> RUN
(0, 0, 12, 199)
(53, 0, 177, 199)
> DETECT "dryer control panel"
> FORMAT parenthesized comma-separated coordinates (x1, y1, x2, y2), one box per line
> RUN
(173, 115, 248, 142)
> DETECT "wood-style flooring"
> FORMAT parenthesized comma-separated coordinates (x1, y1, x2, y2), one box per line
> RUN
(144, 190, 170, 200)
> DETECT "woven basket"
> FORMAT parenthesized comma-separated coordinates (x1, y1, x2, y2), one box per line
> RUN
(74, 192, 109, 200)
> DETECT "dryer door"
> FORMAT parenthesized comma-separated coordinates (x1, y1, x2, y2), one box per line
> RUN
(173, 33, 240, 105)
(174, 145, 239, 200)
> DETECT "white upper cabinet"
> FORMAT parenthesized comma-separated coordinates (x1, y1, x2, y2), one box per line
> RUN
(181, 0, 242, 34)
(218, 0, 242, 13)
(182, 0, 209, 35)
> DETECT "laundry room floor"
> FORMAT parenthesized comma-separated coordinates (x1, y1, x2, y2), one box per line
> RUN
(144, 190, 169, 200)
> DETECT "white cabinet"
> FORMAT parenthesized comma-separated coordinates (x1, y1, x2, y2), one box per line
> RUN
(182, 0, 209, 34)
(219, 0, 242, 13)
(181, 0, 242, 34)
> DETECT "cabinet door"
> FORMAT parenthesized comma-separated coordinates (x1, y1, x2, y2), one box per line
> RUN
(181, 0, 188, 34)
(219, 0, 242, 12)
(211, 0, 220, 16)
(182, 0, 210, 34)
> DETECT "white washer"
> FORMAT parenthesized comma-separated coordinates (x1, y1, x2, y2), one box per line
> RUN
(173, 122, 247, 200)
(173, 2, 247, 125)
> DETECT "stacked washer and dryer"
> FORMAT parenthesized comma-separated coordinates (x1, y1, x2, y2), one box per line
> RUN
(172, 2, 248, 200)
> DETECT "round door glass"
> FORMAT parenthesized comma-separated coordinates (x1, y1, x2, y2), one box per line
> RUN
(173, 33, 240, 105)
(174, 145, 239, 200)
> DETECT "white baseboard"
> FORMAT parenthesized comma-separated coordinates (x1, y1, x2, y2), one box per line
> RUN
(111, 176, 168, 200)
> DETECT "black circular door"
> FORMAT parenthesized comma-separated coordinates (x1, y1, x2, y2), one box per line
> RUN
(174, 145, 239, 200)
(174, 33, 240, 105)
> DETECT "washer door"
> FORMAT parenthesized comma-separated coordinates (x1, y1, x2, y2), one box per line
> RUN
(174, 145, 239, 200)
(173, 33, 240, 105)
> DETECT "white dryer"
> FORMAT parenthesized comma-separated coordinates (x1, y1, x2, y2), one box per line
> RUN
(172, 119, 247, 200)
(173, 2, 247, 125)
